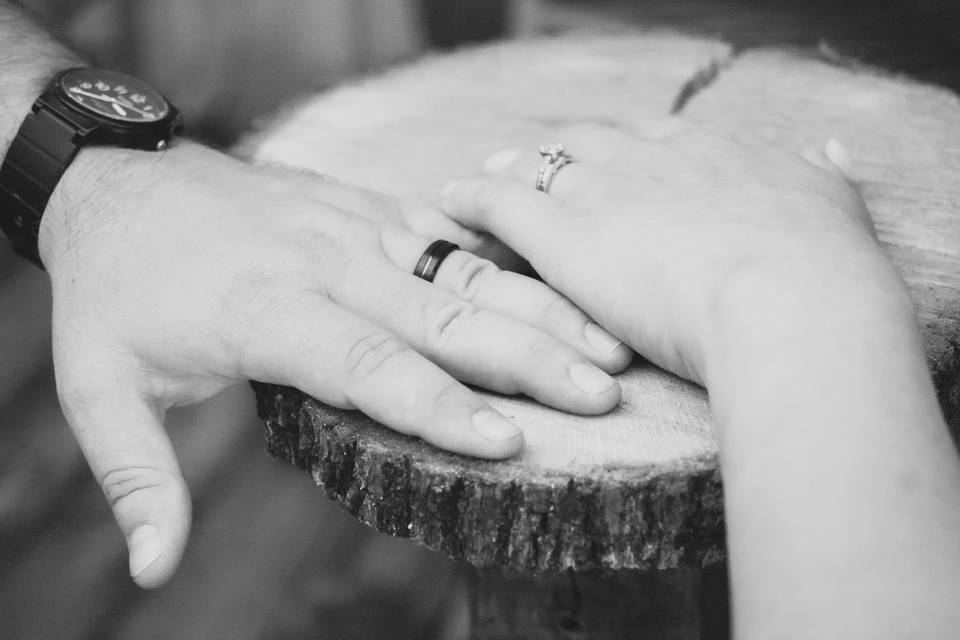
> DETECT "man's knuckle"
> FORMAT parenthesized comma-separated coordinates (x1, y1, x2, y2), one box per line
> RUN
(450, 256, 499, 300)
(100, 465, 179, 509)
(523, 335, 557, 364)
(223, 277, 315, 357)
(422, 298, 478, 346)
(403, 381, 464, 439)
(341, 331, 409, 380)
(293, 213, 379, 274)
(430, 381, 464, 408)
(223, 271, 293, 319)
(542, 294, 577, 326)
(297, 229, 349, 274)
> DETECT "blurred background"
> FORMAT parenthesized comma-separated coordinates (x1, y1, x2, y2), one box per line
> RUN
(13, 0, 960, 148)
(1, 1, 959, 639)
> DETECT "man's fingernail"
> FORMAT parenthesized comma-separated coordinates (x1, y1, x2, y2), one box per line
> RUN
(482, 148, 523, 174)
(584, 322, 623, 354)
(569, 362, 615, 395)
(472, 409, 522, 442)
(129, 524, 165, 578)
(441, 181, 461, 199)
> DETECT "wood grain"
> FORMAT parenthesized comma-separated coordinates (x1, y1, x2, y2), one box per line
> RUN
(250, 33, 960, 572)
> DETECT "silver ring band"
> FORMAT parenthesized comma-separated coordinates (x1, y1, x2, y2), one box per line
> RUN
(535, 143, 573, 193)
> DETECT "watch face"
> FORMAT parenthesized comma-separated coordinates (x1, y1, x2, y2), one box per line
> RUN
(59, 68, 170, 123)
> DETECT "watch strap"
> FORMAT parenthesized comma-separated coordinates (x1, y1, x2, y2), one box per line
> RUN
(0, 105, 81, 267)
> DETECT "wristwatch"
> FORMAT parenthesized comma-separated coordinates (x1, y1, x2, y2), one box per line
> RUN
(0, 67, 182, 267)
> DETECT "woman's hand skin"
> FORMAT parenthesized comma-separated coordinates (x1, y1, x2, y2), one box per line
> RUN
(40, 141, 631, 589)
(443, 122, 960, 639)
(444, 122, 882, 384)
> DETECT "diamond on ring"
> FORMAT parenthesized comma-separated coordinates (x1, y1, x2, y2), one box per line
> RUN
(535, 143, 573, 193)
(539, 143, 566, 163)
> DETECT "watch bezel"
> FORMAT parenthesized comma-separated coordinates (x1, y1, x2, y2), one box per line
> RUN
(40, 68, 183, 150)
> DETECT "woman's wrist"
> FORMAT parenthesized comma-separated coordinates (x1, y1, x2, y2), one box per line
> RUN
(699, 247, 918, 401)
(699, 253, 960, 637)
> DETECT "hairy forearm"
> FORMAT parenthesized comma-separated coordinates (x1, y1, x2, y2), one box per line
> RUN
(707, 267, 960, 638)
(0, 2, 182, 269)
(0, 2, 81, 156)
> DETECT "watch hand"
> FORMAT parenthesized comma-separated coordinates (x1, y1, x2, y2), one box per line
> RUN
(113, 95, 150, 115)
(70, 88, 118, 102)
(70, 88, 150, 116)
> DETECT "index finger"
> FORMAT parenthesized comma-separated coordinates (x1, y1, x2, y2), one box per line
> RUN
(440, 179, 573, 271)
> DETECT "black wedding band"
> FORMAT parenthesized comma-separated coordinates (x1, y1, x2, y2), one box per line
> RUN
(413, 239, 460, 283)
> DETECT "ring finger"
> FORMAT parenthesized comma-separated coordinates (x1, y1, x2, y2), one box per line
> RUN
(381, 230, 633, 373)
(481, 123, 669, 198)
(326, 230, 622, 415)
(483, 148, 608, 201)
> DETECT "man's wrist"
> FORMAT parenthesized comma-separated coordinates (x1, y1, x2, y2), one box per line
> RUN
(0, 2, 84, 260)
(38, 142, 204, 272)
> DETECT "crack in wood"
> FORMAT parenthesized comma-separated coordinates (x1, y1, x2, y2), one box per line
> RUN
(671, 53, 732, 114)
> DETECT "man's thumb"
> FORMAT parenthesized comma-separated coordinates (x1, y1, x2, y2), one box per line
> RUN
(57, 374, 192, 589)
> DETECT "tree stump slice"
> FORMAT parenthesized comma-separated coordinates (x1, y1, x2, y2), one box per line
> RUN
(248, 34, 732, 574)
(247, 32, 960, 638)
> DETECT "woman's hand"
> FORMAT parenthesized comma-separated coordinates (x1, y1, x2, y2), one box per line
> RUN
(39, 141, 631, 588)
(443, 122, 960, 638)
(441, 121, 898, 385)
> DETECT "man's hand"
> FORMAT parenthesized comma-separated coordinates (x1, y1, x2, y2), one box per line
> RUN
(38, 142, 631, 588)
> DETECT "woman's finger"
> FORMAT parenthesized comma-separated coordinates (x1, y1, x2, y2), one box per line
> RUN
(440, 179, 613, 324)
(396, 199, 487, 248)
(54, 349, 191, 589)
(433, 252, 632, 374)
(238, 293, 524, 459)
(378, 232, 632, 373)
(323, 242, 621, 415)
(801, 138, 853, 179)
(486, 122, 656, 175)
(482, 148, 609, 200)
(482, 123, 683, 192)
(440, 179, 574, 265)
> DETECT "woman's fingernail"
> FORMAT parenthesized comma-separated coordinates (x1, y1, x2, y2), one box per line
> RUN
(472, 409, 522, 442)
(129, 524, 165, 578)
(482, 148, 523, 174)
(584, 322, 623, 354)
(569, 362, 615, 395)
(441, 181, 461, 199)
(824, 138, 851, 172)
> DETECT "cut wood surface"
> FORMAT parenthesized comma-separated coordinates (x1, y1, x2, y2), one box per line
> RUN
(249, 33, 960, 572)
